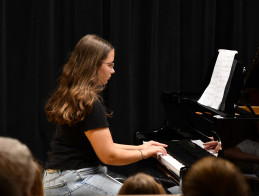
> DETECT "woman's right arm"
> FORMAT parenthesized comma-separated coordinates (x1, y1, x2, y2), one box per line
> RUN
(85, 127, 167, 166)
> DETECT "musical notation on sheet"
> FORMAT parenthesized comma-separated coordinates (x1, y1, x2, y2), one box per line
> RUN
(198, 49, 238, 109)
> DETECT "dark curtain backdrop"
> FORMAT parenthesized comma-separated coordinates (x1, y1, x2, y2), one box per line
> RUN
(1, 0, 259, 163)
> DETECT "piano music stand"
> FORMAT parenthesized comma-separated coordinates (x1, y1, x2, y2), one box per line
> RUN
(219, 59, 246, 115)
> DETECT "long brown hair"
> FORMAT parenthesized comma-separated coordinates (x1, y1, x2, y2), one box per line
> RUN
(182, 156, 250, 196)
(45, 34, 114, 126)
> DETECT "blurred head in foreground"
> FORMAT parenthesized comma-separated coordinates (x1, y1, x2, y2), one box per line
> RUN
(118, 172, 166, 195)
(182, 156, 250, 196)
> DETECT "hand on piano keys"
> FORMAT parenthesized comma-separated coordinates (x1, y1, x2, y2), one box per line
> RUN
(202, 137, 222, 154)
(141, 140, 168, 149)
(141, 140, 168, 159)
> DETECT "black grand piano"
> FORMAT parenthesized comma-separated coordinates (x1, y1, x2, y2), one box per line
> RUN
(108, 48, 259, 192)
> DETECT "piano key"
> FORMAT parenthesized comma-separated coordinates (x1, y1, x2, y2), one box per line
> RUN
(158, 154, 185, 177)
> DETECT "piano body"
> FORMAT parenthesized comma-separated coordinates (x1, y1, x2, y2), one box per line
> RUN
(135, 48, 259, 184)
(136, 91, 259, 182)
(108, 49, 259, 192)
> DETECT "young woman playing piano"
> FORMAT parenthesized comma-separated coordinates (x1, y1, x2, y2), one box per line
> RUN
(43, 34, 167, 196)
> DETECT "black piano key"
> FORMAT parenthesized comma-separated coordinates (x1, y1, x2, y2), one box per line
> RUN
(166, 139, 213, 167)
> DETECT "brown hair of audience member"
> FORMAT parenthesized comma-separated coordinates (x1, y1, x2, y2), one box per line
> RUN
(31, 161, 44, 196)
(182, 156, 250, 196)
(0, 172, 22, 196)
(118, 172, 166, 195)
(0, 137, 38, 196)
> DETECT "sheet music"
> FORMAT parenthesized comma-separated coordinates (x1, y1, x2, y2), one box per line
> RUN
(198, 49, 238, 109)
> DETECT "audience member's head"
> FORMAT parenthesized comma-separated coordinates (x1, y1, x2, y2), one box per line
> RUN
(0, 137, 36, 196)
(182, 156, 250, 196)
(118, 172, 166, 195)
(0, 172, 22, 196)
(31, 160, 44, 196)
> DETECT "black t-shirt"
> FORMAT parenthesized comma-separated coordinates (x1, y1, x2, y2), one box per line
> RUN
(45, 101, 109, 170)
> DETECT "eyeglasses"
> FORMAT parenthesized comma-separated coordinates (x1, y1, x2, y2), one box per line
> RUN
(102, 62, 114, 69)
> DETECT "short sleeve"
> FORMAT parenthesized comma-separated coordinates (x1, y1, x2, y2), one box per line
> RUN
(81, 101, 109, 132)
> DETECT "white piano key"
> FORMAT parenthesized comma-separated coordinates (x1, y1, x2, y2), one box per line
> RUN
(158, 154, 185, 177)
